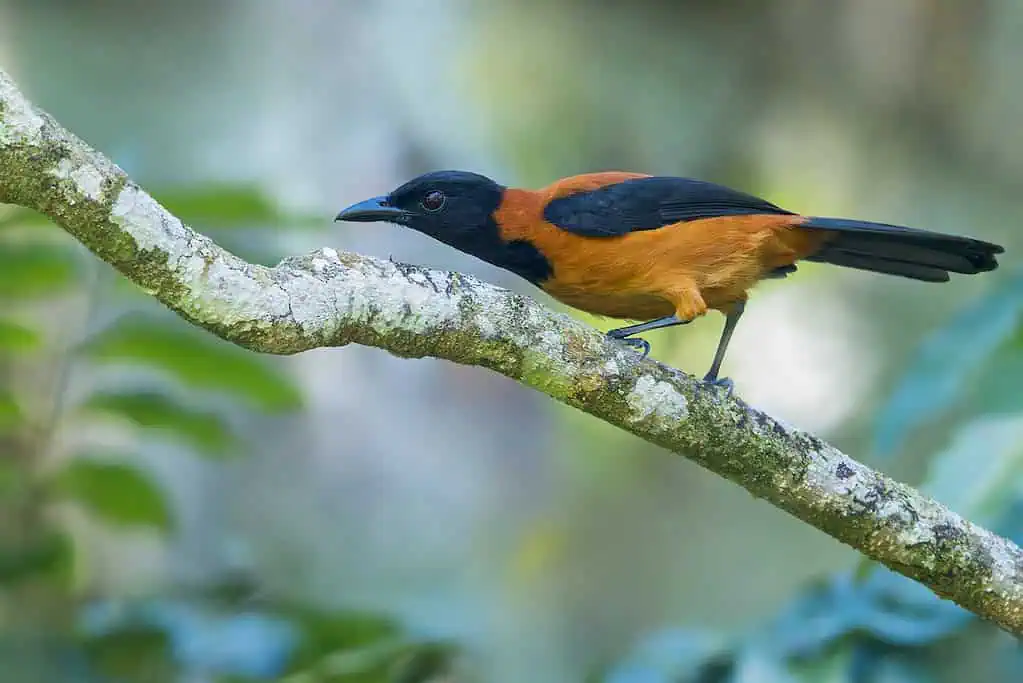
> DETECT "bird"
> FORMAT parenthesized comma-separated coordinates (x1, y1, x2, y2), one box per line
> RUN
(335, 170, 1004, 390)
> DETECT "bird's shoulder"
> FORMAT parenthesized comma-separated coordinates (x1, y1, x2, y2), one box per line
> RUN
(540, 173, 795, 237)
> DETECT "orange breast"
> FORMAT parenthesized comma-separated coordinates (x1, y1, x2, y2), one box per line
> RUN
(494, 183, 827, 320)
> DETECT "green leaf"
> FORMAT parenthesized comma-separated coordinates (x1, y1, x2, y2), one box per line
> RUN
(0, 392, 24, 434)
(0, 242, 80, 299)
(52, 458, 173, 532)
(79, 390, 238, 458)
(389, 643, 460, 683)
(277, 604, 400, 673)
(0, 530, 73, 586)
(872, 272, 1023, 457)
(153, 184, 285, 227)
(82, 315, 303, 413)
(789, 647, 851, 683)
(84, 626, 176, 683)
(0, 318, 41, 353)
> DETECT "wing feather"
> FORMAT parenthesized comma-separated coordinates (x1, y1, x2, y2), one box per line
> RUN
(542, 176, 794, 237)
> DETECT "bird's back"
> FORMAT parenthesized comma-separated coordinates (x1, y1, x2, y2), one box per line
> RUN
(492, 174, 812, 318)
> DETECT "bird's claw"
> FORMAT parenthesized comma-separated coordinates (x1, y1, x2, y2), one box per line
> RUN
(702, 374, 734, 396)
(608, 333, 651, 359)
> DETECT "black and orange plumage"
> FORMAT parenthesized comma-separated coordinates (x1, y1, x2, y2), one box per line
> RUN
(336, 170, 1004, 388)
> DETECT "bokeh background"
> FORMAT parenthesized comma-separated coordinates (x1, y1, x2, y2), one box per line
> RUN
(1, 1, 1022, 681)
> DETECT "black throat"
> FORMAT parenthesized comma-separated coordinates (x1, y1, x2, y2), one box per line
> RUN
(416, 193, 553, 285)
(465, 218, 553, 285)
(380, 171, 555, 286)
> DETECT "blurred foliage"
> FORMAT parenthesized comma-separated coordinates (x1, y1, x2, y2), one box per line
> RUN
(872, 273, 1023, 458)
(0, 188, 460, 682)
(52, 458, 174, 533)
(594, 267, 1023, 683)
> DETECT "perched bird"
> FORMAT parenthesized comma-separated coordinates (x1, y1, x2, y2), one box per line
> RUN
(335, 170, 1003, 388)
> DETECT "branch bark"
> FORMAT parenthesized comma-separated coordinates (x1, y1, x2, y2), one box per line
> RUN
(2, 67, 1022, 637)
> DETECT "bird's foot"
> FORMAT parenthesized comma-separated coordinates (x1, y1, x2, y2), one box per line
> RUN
(607, 332, 651, 359)
(701, 374, 734, 395)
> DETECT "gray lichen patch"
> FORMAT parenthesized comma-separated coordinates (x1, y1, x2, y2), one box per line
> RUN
(339, 262, 463, 339)
(51, 158, 106, 201)
(0, 73, 45, 145)
(111, 183, 192, 257)
(627, 375, 689, 427)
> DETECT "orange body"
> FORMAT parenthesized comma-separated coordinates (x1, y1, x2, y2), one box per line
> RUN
(494, 172, 831, 322)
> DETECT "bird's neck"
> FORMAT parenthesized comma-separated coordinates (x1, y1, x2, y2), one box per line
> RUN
(474, 188, 552, 284)
(494, 188, 546, 231)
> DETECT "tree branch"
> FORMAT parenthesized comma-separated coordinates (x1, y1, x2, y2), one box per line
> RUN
(3, 67, 1022, 636)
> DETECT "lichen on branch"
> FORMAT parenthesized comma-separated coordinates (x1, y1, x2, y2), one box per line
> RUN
(3, 66, 1023, 636)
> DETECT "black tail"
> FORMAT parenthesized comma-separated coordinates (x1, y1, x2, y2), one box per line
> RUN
(800, 216, 1004, 283)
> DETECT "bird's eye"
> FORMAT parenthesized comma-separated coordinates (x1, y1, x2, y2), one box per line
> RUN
(420, 190, 446, 212)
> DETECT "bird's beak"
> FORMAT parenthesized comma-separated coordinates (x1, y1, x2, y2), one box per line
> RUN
(334, 196, 408, 223)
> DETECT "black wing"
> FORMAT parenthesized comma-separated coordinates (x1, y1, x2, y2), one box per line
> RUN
(542, 176, 794, 237)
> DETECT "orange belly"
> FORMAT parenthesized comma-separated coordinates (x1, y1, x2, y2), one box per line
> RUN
(541, 284, 676, 320)
(532, 216, 828, 321)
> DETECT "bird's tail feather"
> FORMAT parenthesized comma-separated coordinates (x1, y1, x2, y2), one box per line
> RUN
(799, 216, 1003, 283)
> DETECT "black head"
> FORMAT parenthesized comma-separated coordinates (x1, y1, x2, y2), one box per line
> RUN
(335, 170, 552, 284)
(335, 170, 505, 246)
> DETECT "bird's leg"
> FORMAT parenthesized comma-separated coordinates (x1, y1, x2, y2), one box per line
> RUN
(703, 299, 746, 392)
(607, 315, 692, 359)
